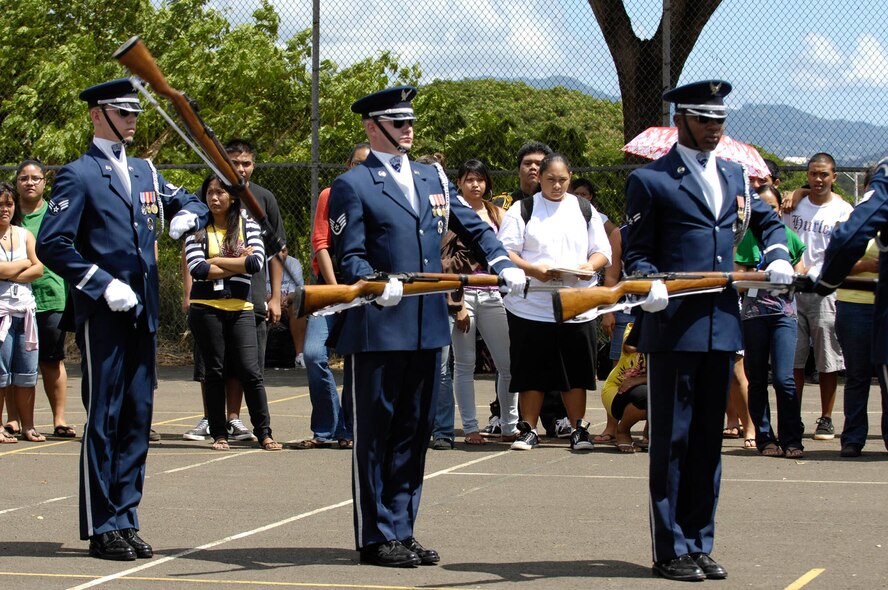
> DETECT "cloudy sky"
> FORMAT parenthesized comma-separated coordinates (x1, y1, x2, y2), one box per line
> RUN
(210, 0, 888, 126)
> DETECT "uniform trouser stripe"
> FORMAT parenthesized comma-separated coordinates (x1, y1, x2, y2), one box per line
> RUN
(348, 355, 363, 547)
(81, 319, 94, 538)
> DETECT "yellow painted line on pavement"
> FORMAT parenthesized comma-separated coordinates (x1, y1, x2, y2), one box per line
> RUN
(153, 393, 308, 426)
(1, 572, 456, 589)
(784, 568, 826, 589)
(451, 471, 888, 485)
(0, 439, 71, 457)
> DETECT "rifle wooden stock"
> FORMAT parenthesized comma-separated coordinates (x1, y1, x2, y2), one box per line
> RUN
(112, 36, 282, 252)
(289, 273, 500, 317)
(554, 272, 767, 323)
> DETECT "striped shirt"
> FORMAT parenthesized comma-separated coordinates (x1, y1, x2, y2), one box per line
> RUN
(186, 214, 265, 310)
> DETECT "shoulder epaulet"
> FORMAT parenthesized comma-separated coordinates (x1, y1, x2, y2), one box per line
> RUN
(490, 192, 513, 210)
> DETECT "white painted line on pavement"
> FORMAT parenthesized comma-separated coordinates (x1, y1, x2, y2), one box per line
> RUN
(157, 451, 259, 474)
(66, 450, 510, 589)
(0, 496, 71, 517)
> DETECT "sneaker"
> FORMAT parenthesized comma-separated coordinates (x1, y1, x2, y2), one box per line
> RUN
(295, 353, 306, 369)
(183, 418, 210, 441)
(813, 416, 835, 440)
(510, 421, 539, 451)
(148, 428, 161, 442)
(554, 417, 573, 438)
(227, 418, 257, 441)
(479, 416, 502, 438)
(430, 437, 454, 450)
(570, 419, 594, 451)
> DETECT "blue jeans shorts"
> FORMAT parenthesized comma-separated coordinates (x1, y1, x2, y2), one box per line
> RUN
(0, 316, 39, 387)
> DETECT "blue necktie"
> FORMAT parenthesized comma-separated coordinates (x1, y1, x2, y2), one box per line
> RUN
(390, 156, 402, 173)
(696, 152, 709, 169)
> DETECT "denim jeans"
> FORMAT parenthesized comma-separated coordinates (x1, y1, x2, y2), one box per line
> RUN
(0, 315, 38, 387)
(304, 314, 351, 441)
(836, 301, 884, 448)
(743, 314, 803, 450)
(431, 316, 455, 441)
(188, 305, 272, 441)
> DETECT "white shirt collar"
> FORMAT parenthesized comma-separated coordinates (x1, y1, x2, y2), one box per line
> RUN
(93, 136, 127, 164)
(675, 142, 713, 171)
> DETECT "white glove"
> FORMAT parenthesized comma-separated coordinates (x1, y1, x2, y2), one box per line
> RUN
(376, 277, 403, 307)
(498, 267, 527, 296)
(103, 279, 138, 312)
(640, 280, 669, 313)
(765, 259, 795, 285)
(169, 211, 198, 240)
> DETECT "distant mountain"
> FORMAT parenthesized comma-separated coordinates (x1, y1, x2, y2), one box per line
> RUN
(507, 76, 619, 102)
(501, 78, 886, 166)
(723, 104, 887, 167)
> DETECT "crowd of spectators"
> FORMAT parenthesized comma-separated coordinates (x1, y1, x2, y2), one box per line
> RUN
(2, 147, 884, 461)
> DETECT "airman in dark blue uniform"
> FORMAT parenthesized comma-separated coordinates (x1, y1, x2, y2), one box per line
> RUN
(37, 79, 209, 561)
(328, 86, 525, 567)
(623, 80, 793, 581)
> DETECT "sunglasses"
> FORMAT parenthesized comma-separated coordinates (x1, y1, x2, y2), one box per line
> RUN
(691, 114, 725, 125)
(382, 118, 414, 129)
(111, 108, 140, 118)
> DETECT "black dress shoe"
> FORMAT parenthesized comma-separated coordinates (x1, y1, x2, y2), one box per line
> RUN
(359, 540, 420, 567)
(840, 443, 863, 457)
(121, 528, 153, 558)
(691, 553, 727, 579)
(652, 555, 705, 581)
(89, 531, 137, 561)
(401, 537, 440, 565)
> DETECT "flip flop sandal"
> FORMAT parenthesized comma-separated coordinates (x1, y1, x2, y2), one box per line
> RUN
(290, 438, 333, 449)
(0, 430, 17, 444)
(3, 425, 21, 437)
(53, 425, 77, 438)
(464, 432, 486, 445)
(261, 439, 283, 451)
(593, 433, 617, 444)
(616, 441, 638, 453)
(23, 428, 46, 443)
(338, 439, 353, 449)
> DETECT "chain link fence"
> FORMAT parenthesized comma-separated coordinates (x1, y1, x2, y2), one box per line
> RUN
(1, 0, 885, 359)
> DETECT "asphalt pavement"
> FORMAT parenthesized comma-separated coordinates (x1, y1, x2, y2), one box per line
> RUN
(1, 365, 886, 589)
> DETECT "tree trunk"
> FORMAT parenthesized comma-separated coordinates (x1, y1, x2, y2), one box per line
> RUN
(588, 0, 723, 147)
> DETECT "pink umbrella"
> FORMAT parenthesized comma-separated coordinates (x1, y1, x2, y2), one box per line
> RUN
(623, 127, 770, 178)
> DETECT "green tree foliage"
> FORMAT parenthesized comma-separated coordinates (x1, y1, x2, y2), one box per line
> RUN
(414, 79, 624, 171)
(0, 0, 630, 350)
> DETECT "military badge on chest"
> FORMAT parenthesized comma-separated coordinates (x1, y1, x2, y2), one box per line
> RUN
(429, 193, 447, 234)
(139, 190, 158, 231)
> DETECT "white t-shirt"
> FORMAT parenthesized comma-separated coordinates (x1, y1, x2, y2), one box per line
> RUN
(782, 195, 853, 275)
(498, 192, 611, 322)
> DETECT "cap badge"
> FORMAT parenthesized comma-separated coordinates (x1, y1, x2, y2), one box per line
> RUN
(401, 89, 411, 101)
(710, 81, 722, 95)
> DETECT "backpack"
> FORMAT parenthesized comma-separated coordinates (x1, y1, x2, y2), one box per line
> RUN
(520, 194, 594, 227)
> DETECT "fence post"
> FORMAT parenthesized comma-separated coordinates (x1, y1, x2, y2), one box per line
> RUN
(310, 0, 321, 231)
(661, 0, 672, 127)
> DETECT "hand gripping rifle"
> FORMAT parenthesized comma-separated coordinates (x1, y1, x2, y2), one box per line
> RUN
(552, 271, 877, 323)
(287, 272, 524, 317)
(112, 36, 286, 257)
